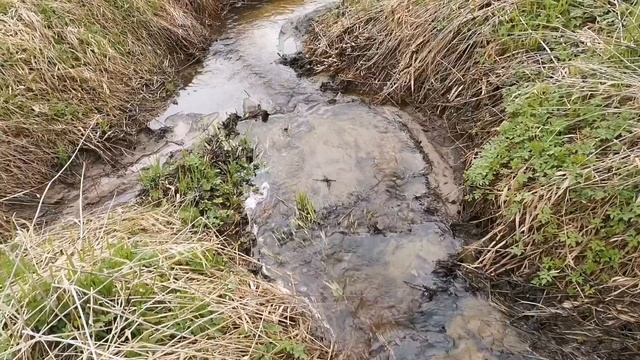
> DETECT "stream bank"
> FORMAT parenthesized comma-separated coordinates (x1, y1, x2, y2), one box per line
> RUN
(302, 0, 640, 359)
(0, 0, 236, 235)
(7, 1, 540, 359)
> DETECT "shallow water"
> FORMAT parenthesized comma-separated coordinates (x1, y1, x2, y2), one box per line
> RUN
(31, 0, 532, 358)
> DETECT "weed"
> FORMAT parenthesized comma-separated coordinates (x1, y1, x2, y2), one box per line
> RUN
(140, 160, 165, 200)
(294, 192, 317, 228)
(463, 2, 640, 303)
(258, 339, 310, 360)
(140, 128, 256, 234)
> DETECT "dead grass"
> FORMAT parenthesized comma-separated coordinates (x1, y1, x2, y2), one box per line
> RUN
(305, 0, 514, 149)
(0, 204, 331, 359)
(305, 0, 640, 357)
(0, 0, 230, 233)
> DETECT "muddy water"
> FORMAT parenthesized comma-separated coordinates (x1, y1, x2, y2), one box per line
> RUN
(33, 0, 533, 358)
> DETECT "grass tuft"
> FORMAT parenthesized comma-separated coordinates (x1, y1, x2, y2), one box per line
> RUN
(0, 205, 330, 359)
(294, 192, 317, 229)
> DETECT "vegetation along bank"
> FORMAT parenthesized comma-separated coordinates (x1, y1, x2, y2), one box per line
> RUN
(0, 1, 331, 358)
(0, 125, 331, 359)
(0, 0, 231, 234)
(304, 0, 640, 358)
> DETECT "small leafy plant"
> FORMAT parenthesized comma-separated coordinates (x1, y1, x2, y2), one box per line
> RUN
(141, 128, 257, 233)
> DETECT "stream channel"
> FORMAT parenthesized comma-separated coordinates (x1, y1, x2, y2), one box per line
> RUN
(40, 0, 538, 359)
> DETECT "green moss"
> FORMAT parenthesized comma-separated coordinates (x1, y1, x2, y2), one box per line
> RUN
(37, 1, 61, 25)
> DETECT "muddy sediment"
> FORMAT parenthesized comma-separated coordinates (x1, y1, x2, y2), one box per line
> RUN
(22, 0, 536, 358)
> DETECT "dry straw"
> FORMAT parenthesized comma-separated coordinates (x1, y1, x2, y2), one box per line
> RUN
(305, 0, 514, 148)
(0, 205, 331, 359)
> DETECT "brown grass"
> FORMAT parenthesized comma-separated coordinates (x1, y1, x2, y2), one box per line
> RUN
(0, 205, 331, 359)
(0, 0, 231, 233)
(305, 0, 514, 149)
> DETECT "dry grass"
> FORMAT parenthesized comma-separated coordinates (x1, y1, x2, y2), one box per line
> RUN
(0, 0, 230, 232)
(0, 204, 331, 359)
(305, 0, 514, 148)
(305, 0, 640, 357)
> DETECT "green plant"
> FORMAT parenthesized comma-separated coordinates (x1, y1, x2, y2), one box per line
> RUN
(294, 192, 317, 229)
(258, 340, 309, 360)
(140, 129, 256, 233)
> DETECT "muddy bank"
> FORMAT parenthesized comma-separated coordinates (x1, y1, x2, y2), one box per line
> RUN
(11, 1, 538, 358)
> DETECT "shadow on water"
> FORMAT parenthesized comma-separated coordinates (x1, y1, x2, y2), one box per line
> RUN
(29, 0, 536, 358)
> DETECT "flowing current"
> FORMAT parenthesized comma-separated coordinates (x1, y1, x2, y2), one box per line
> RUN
(37, 1, 535, 359)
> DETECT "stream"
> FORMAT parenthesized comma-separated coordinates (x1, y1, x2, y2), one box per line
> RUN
(38, 0, 534, 358)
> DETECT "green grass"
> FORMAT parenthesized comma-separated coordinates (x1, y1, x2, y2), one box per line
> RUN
(141, 129, 257, 233)
(294, 192, 317, 229)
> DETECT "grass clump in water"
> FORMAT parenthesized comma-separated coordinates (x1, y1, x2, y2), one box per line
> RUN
(294, 192, 317, 229)
(141, 128, 257, 234)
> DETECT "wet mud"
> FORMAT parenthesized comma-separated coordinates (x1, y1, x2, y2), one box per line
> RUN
(17, 0, 537, 358)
